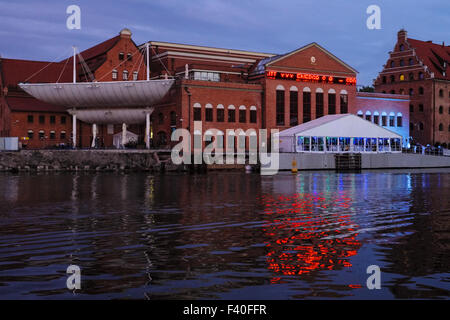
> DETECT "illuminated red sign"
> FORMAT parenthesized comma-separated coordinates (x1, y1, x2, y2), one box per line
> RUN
(266, 71, 356, 86)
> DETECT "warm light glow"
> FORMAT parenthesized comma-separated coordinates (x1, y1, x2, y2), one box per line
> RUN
(267, 71, 356, 86)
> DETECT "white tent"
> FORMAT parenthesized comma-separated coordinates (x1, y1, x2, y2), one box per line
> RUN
(113, 130, 138, 149)
(277, 114, 403, 153)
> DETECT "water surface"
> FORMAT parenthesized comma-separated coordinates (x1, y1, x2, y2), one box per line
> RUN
(0, 170, 449, 299)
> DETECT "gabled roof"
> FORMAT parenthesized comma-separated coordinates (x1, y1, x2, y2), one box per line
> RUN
(5, 96, 67, 113)
(278, 114, 402, 139)
(62, 35, 120, 64)
(0, 58, 72, 87)
(265, 42, 358, 74)
(407, 38, 450, 81)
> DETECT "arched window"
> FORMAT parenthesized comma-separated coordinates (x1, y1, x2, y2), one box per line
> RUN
(276, 85, 285, 126)
(439, 106, 443, 114)
(365, 111, 372, 122)
(122, 70, 129, 80)
(193, 103, 202, 121)
(250, 106, 257, 123)
(239, 105, 246, 123)
(397, 112, 403, 127)
(316, 88, 324, 118)
(327, 88, 335, 115)
(133, 71, 138, 81)
(439, 123, 443, 131)
(290, 86, 298, 126)
(228, 105, 236, 122)
(373, 111, 380, 125)
(303, 87, 312, 122)
(439, 89, 444, 97)
(205, 103, 213, 122)
(381, 112, 387, 126)
(112, 69, 118, 80)
(389, 112, 396, 127)
(357, 110, 363, 118)
(217, 104, 225, 122)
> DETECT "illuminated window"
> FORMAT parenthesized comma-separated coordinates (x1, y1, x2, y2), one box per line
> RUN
(400, 74, 405, 81)
(276, 87, 285, 126)
(290, 88, 298, 126)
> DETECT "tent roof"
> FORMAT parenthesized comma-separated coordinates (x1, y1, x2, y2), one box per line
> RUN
(277, 114, 402, 139)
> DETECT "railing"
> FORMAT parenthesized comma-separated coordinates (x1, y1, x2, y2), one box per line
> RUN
(402, 147, 447, 157)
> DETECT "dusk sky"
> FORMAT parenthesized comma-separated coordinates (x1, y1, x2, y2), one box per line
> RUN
(0, 0, 448, 86)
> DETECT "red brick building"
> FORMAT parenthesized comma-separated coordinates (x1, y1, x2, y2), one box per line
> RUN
(1, 28, 411, 150)
(374, 29, 449, 147)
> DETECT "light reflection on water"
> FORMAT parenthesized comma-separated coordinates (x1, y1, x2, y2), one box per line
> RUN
(0, 169, 449, 299)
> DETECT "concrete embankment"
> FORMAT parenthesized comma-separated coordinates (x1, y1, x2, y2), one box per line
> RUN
(0, 150, 175, 172)
(275, 152, 450, 171)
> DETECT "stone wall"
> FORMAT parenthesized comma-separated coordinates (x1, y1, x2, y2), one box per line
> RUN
(0, 150, 162, 172)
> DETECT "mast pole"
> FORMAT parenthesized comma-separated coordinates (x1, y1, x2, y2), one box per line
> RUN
(146, 42, 150, 81)
(73, 46, 77, 83)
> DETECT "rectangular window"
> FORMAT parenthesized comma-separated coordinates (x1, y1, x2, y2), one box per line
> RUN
(27, 115, 34, 123)
(194, 108, 202, 121)
(28, 131, 34, 140)
(50, 116, 55, 124)
(303, 92, 311, 123)
(276, 90, 285, 126)
(205, 108, 213, 122)
(239, 109, 246, 123)
(340, 94, 348, 114)
(60, 132, 66, 140)
(39, 115, 45, 124)
(133, 72, 138, 81)
(250, 110, 257, 123)
(61, 116, 66, 124)
(365, 114, 371, 121)
(50, 131, 55, 140)
(382, 115, 387, 126)
(328, 93, 336, 115)
(39, 131, 45, 139)
(289, 91, 298, 126)
(228, 109, 235, 122)
(397, 116, 402, 127)
(316, 93, 324, 118)
(217, 109, 224, 122)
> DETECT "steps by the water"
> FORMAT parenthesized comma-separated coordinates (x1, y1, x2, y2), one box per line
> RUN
(335, 153, 362, 172)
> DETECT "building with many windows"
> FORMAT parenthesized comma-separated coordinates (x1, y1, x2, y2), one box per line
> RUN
(1, 28, 410, 150)
(374, 29, 449, 147)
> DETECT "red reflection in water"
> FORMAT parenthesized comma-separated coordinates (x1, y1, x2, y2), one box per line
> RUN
(260, 193, 361, 283)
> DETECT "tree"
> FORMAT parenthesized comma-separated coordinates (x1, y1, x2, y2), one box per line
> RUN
(359, 86, 375, 92)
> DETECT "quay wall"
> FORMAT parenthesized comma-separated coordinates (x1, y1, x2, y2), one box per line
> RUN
(0, 150, 164, 172)
(275, 153, 450, 171)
